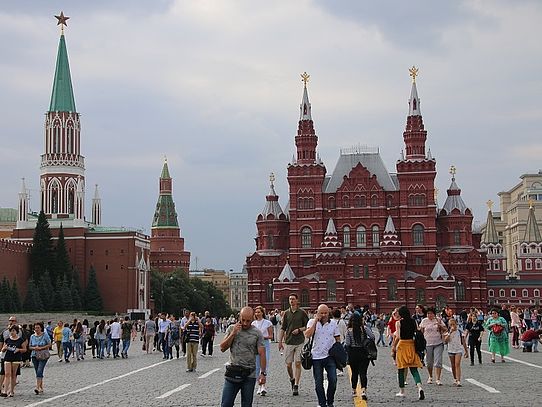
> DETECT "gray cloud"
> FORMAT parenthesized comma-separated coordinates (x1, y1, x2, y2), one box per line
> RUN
(1, 1, 541, 271)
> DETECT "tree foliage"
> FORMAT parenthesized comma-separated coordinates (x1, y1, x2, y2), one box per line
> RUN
(55, 224, 72, 283)
(23, 279, 44, 312)
(29, 211, 54, 282)
(150, 269, 233, 317)
(84, 266, 103, 312)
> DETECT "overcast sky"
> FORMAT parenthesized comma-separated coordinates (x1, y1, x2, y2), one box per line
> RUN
(1, 1, 541, 272)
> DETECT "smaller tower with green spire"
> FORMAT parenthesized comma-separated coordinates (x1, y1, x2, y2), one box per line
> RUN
(150, 158, 190, 273)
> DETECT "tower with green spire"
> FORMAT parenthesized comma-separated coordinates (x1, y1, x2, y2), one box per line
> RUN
(40, 13, 85, 224)
(150, 159, 190, 273)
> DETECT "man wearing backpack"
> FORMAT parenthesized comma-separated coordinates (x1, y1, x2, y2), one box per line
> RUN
(120, 316, 132, 358)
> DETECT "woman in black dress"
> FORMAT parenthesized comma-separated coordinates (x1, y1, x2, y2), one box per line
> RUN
(1, 325, 27, 397)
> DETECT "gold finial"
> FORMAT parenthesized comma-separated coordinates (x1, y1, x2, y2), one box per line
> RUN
(449, 165, 456, 178)
(528, 198, 535, 209)
(301, 72, 310, 87)
(487, 199, 494, 211)
(164, 155, 168, 163)
(269, 172, 275, 186)
(409, 66, 419, 83)
(55, 11, 69, 35)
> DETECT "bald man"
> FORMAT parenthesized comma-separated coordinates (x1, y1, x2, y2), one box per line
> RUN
(304, 304, 341, 407)
(220, 307, 266, 407)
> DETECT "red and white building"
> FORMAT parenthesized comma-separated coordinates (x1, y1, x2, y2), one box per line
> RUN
(246, 72, 487, 313)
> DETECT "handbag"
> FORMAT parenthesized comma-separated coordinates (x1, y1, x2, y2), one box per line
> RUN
(34, 335, 51, 360)
(414, 329, 427, 353)
(492, 324, 504, 335)
(301, 331, 315, 370)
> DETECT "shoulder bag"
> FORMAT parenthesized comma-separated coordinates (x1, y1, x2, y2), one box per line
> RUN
(35, 335, 50, 361)
(301, 328, 315, 370)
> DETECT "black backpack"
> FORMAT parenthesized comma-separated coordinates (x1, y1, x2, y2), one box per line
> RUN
(414, 329, 426, 353)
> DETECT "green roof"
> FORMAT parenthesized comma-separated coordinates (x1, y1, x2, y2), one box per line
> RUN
(152, 195, 179, 228)
(0, 208, 17, 222)
(161, 161, 171, 179)
(49, 34, 76, 112)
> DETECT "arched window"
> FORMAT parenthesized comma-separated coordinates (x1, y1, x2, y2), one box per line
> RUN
(301, 289, 309, 307)
(343, 196, 350, 208)
(356, 226, 366, 248)
(372, 226, 380, 247)
(526, 259, 533, 270)
(488, 289, 494, 298)
(454, 230, 461, 245)
(493, 260, 500, 270)
(455, 281, 465, 301)
(416, 288, 425, 305)
(328, 197, 335, 209)
(266, 284, 273, 303)
(510, 289, 516, 298)
(51, 186, 59, 214)
(535, 289, 540, 298)
(53, 124, 61, 153)
(297, 197, 304, 210)
(353, 265, 360, 278)
(536, 259, 542, 270)
(387, 195, 393, 208)
(67, 188, 75, 215)
(387, 277, 397, 300)
(499, 289, 505, 297)
(327, 279, 336, 302)
(343, 226, 350, 248)
(354, 195, 366, 207)
(301, 227, 312, 248)
(266, 233, 275, 249)
(412, 224, 424, 246)
(371, 195, 378, 207)
(522, 289, 528, 297)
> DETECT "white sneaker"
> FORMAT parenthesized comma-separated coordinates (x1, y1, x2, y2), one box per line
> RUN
(256, 386, 261, 395)
(260, 385, 267, 396)
(427, 377, 433, 384)
(395, 392, 405, 397)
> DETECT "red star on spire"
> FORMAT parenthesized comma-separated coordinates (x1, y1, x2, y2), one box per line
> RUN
(55, 11, 69, 33)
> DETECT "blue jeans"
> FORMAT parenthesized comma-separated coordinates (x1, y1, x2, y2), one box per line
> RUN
(106, 337, 112, 355)
(255, 339, 270, 377)
(62, 342, 72, 361)
(377, 331, 385, 346)
(221, 377, 257, 407)
(98, 339, 105, 358)
(31, 357, 48, 378)
(122, 339, 131, 355)
(162, 337, 169, 358)
(312, 357, 337, 407)
(112, 338, 120, 357)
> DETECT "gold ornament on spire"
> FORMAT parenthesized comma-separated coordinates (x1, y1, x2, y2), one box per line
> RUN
(486, 199, 494, 211)
(449, 165, 457, 178)
(55, 11, 69, 35)
(409, 66, 419, 83)
(269, 172, 275, 186)
(528, 198, 535, 209)
(301, 72, 310, 87)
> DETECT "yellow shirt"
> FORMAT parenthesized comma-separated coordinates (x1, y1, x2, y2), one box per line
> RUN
(53, 326, 63, 342)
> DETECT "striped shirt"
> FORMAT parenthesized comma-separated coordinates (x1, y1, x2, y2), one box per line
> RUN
(185, 321, 200, 343)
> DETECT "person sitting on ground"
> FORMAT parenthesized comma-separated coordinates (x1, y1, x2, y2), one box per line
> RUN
(521, 329, 542, 352)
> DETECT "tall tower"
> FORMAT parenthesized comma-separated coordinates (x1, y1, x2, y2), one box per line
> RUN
(396, 66, 437, 272)
(150, 159, 190, 272)
(40, 13, 85, 224)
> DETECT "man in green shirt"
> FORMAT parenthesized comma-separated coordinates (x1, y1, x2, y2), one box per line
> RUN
(278, 293, 309, 396)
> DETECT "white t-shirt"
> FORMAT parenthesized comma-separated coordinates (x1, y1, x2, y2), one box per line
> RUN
(158, 319, 170, 333)
(307, 319, 340, 360)
(251, 319, 273, 339)
(110, 322, 121, 339)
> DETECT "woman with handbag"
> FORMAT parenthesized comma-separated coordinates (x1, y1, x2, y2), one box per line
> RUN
(1, 325, 27, 397)
(345, 313, 375, 401)
(29, 322, 51, 395)
(484, 308, 509, 363)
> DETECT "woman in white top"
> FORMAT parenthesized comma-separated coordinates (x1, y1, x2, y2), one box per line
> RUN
(444, 319, 468, 387)
(510, 306, 521, 348)
(252, 306, 273, 396)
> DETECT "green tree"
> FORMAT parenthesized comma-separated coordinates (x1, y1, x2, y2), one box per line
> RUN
(38, 271, 54, 311)
(24, 279, 43, 312)
(55, 224, 72, 283)
(30, 211, 54, 282)
(52, 278, 63, 311)
(60, 276, 73, 310)
(11, 279, 22, 312)
(84, 266, 103, 312)
(0, 277, 10, 312)
(71, 268, 82, 310)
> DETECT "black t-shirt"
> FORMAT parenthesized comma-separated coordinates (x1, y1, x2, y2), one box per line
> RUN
(3, 337, 25, 362)
(466, 321, 484, 340)
(400, 319, 416, 340)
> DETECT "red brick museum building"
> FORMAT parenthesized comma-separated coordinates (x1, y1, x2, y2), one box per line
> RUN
(246, 72, 488, 313)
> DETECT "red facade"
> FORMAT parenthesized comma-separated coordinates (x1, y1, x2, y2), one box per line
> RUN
(246, 77, 487, 313)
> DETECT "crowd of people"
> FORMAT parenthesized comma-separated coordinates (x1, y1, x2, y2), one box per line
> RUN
(1, 301, 541, 405)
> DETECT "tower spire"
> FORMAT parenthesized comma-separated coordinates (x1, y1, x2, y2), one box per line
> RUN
(17, 178, 29, 227)
(482, 200, 499, 244)
(403, 66, 427, 159)
(50, 13, 76, 112)
(295, 71, 318, 164)
(523, 200, 542, 243)
(92, 184, 102, 225)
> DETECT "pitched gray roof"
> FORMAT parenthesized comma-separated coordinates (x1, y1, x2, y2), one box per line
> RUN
(277, 262, 296, 282)
(324, 151, 397, 193)
(430, 259, 450, 280)
(441, 179, 469, 215)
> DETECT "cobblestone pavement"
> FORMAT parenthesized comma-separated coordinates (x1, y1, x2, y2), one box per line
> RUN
(2, 331, 542, 406)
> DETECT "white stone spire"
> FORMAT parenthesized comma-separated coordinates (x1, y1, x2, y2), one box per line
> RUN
(300, 72, 312, 120)
(408, 81, 421, 116)
(92, 184, 102, 225)
(74, 175, 85, 224)
(325, 218, 337, 235)
(16, 178, 29, 227)
(384, 215, 396, 234)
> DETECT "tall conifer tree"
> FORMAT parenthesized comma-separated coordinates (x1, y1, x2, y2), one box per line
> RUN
(55, 224, 72, 283)
(11, 279, 22, 312)
(30, 211, 54, 282)
(84, 266, 103, 312)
